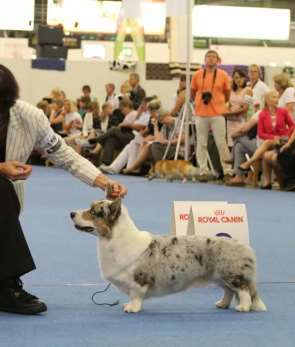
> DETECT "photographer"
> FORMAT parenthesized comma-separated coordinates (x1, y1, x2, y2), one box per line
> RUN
(191, 50, 233, 182)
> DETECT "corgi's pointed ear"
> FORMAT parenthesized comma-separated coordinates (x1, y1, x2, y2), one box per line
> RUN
(107, 198, 122, 225)
(105, 183, 113, 198)
(109, 198, 121, 213)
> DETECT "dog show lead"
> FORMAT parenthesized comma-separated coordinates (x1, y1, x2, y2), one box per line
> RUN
(0, 64, 127, 315)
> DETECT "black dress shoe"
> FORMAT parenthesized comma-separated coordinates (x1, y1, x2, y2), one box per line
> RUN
(238, 165, 251, 172)
(0, 279, 47, 315)
(260, 184, 272, 190)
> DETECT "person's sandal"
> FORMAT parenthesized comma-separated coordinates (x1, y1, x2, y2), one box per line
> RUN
(238, 165, 251, 172)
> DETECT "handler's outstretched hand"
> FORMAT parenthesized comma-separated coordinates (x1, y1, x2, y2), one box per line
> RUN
(94, 174, 127, 199)
(106, 181, 127, 199)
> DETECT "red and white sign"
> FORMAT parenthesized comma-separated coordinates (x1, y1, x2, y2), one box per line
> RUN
(170, 201, 227, 236)
(187, 204, 250, 245)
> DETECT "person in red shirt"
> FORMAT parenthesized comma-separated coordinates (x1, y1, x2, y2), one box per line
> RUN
(191, 50, 233, 182)
(239, 90, 294, 187)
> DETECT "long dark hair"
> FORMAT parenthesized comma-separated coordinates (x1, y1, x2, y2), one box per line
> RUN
(0, 64, 19, 114)
(0, 65, 19, 142)
(232, 68, 248, 92)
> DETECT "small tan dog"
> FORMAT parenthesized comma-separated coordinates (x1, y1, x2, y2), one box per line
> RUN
(148, 160, 199, 182)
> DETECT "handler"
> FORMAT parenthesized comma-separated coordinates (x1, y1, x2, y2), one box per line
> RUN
(0, 64, 127, 315)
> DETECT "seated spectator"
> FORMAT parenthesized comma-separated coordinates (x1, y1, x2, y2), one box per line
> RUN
(88, 98, 139, 165)
(50, 88, 65, 103)
(239, 90, 295, 187)
(123, 110, 184, 174)
(94, 102, 113, 135)
(81, 85, 97, 102)
(225, 115, 258, 187)
(223, 69, 251, 147)
(247, 64, 269, 112)
(77, 96, 91, 119)
(129, 73, 146, 110)
(276, 127, 295, 190)
(36, 100, 50, 118)
(85, 100, 101, 134)
(171, 75, 186, 117)
(68, 102, 108, 154)
(273, 73, 295, 119)
(105, 83, 119, 110)
(99, 97, 158, 174)
(117, 80, 131, 101)
(63, 99, 83, 137)
(86, 103, 113, 154)
(49, 100, 65, 135)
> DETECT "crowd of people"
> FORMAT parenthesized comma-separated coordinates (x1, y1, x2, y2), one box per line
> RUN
(36, 52, 295, 191)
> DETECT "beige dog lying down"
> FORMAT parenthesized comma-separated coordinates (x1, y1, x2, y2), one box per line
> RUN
(70, 199, 266, 313)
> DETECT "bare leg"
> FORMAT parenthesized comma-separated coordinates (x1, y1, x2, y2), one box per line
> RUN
(90, 143, 102, 154)
(216, 287, 234, 309)
(240, 140, 276, 170)
(123, 143, 151, 173)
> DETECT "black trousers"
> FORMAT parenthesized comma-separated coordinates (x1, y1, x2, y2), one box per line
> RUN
(0, 176, 35, 280)
(97, 127, 135, 165)
(277, 143, 295, 186)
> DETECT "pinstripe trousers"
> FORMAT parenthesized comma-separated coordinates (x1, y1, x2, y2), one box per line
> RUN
(0, 176, 35, 279)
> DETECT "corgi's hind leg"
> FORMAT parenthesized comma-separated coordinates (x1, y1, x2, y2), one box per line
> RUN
(123, 286, 148, 313)
(249, 283, 267, 311)
(123, 297, 144, 313)
(235, 289, 251, 312)
(216, 286, 234, 309)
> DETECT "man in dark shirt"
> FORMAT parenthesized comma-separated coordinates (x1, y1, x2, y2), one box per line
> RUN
(129, 73, 146, 110)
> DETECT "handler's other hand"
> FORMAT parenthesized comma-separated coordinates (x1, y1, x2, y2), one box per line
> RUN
(105, 181, 127, 199)
(0, 161, 32, 180)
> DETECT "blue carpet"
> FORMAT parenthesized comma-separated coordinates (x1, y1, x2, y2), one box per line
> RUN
(0, 166, 294, 347)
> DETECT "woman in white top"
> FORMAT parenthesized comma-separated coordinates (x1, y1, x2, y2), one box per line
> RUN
(273, 73, 295, 120)
(224, 69, 250, 147)
(63, 100, 83, 137)
(248, 64, 269, 112)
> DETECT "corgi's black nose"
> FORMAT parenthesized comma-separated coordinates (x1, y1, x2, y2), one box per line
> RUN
(70, 212, 76, 219)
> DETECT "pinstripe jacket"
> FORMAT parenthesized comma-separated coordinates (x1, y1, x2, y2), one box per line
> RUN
(6, 100, 101, 208)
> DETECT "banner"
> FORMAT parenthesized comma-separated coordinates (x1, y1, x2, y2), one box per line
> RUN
(187, 204, 250, 245)
(170, 201, 227, 236)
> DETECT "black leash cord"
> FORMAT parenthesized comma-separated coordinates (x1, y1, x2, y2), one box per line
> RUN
(91, 282, 120, 307)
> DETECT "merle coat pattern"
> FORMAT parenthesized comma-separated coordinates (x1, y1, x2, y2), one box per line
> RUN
(71, 199, 266, 313)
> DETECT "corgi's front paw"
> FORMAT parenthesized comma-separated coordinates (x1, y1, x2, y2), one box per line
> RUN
(123, 302, 141, 313)
(235, 304, 250, 312)
(215, 299, 230, 309)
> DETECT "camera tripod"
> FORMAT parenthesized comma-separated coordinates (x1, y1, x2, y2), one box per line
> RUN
(162, 101, 218, 177)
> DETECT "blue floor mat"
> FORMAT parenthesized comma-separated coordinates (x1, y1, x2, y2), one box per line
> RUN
(1, 166, 294, 347)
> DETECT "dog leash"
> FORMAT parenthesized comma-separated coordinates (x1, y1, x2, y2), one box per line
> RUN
(91, 282, 120, 307)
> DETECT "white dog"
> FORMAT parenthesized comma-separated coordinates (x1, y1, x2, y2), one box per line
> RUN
(70, 199, 266, 314)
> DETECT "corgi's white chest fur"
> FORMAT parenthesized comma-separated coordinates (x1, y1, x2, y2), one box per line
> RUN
(97, 207, 152, 280)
